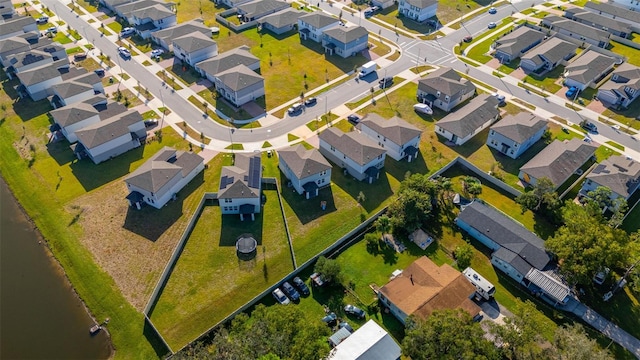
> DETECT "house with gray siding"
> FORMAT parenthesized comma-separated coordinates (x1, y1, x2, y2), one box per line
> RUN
(579, 155, 640, 206)
(218, 154, 262, 220)
(493, 26, 546, 63)
(259, 8, 304, 35)
(584, 2, 640, 27)
(597, 63, 640, 109)
(519, 138, 597, 189)
(129, 4, 177, 37)
(150, 19, 211, 51)
(487, 112, 548, 159)
(125, 147, 205, 210)
(564, 9, 632, 39)
(417, 67, 476, 113)
(298, 12, 339, 43)
(213, 64, 265, 107)
(319, 127, 386, 183)
(278, 144, 332, 199)
(196, 46, 260, 83)
(541, 15, 611, 48)
(564, 50, 616, 91)
(16, 59, 73, 101)
(0, 0, 15, 17)
(322, 26, 368, 58)
(50, 96, 127, 143)
(456, 201, 552, 284)
(398, 0, 437, 22)
(172, 32, 218, 67)
(520, 37, 577, 74)
(237, 0, 289, 22)
(0, 15, 37, 40)
(50, 72, 104, 109)
(435, 94, 500, 146)
(357, 114, 422, 162)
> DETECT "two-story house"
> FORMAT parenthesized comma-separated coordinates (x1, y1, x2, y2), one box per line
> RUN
(129, 3, 177, 38)
(487, 112, 548, 159)
(579, 155, 640, 207)
(397, 0, 437, 22)
(0, 0, 15, 17)
(417, 67, 476, 113)
(357, 114, 422, 162)
(319, 127, 386, 183)
(298, 12, 340, 43)
(0, 15, 37, 41)
(172, 32, 218, 67)
(435, 94, 500, 146)
(125, 147, 205, 210)
(236, 0, 290, 22)
(151, 19, 211, 52)
(322, 26, 368, 58)
(564, 50, 616, 91)
(541, 15, 611, 48)
(597, 63, 640, 109)
(213, 64, 265, 107)
(583, 1, 640, 27)
(50, 72, 104, 109)
(196, 45, 261, 83)
(217, 154, 262, 220)
(564, 9, 633, 39)
(15, 59, 71, 101)
(278, 144, 332, 199)
(50, 97, 129, 143)
(259, 8, 304, 35)
(520, 37, 577, 74)
(493, 26, 546, 63)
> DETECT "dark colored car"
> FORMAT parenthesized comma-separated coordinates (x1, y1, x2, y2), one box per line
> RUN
(304, 97, 317, 106)
(344, 304, 366, 319)
(73, 53, 87, 61)
(282, 281, 300, 301)
(463, 35, 473, 43)
(322, 312, 337, 326)
(379, 77, 393, 89)
(347, 114, 360, 124)
(94, 68, 105, 77)
(581, 121, 598, 133)
(292, 276, 310, 296)
(488, 7, 497, 14)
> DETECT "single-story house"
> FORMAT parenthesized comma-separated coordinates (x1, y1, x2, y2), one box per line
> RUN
(298, 12, 339, 43)
(597, 63, 640, 109)
(150, 19, 211, 52)
(377, 256, 481, 325)
(525, 268, 572, 307)
(195, 45, 260, 83)
(328, 320, 401, 360)
(417, 67, 476, 113)
(519, 138, 597, 189)
(564, 9, 632, 39)
(217, 153, 262, 220)
(541, 15, 611, 48)
(124, 146, 205, 210)
(357, 113, 422, 162)
(73, 109, 146, 165)
(321, 26, 368, 58)
(487, 112, 548, 159)
(520, 37, 577, 74)
(130, 4, 177, 37)
(237, 0, 289, 22)
(318, 127, 386, 183)
(50, 96, 127, 143)
(456, 201, 553, 285)
(397, 0, 438, 23)
(372, 0, 395, 9)
(435, 94, 500, 146)
(213, 64, 265, 107)
(584, 1, 640, 27)
(0, 15, 37, 41)
(564, 50, 616, 91)
(216, 0, 253, 9)
(258, 8, 304, 35)
(579, 155, 640, 206)
(493, 26, 546, 63)
(278, 144, 332, 199)
(172, 31, 218, 67)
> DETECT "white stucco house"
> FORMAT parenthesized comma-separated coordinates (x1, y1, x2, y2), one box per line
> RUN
(298, 12, 340, 43)
(357, 114, 422, 162)
(172, 32, 218, 67)
(278, 144, 332, 199)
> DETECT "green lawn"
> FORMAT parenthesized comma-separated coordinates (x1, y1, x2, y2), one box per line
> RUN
(373, 5, 439, 35)
(522, 65, 564, 94)
(602, 100, 640, 131)
(75, 0, 99, 13)
(465, 23, 516, 64)
(609, 41, 640, 67)
(107, 21, 123, 34)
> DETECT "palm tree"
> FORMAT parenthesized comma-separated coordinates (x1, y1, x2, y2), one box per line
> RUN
(376, 215, 391, 235)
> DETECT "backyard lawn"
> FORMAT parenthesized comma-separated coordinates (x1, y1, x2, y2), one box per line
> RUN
(609, 41, 640, 67)
(522, 65, 564, 94)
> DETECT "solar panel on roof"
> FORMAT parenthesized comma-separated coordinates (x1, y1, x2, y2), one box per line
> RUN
(248, 156, 261, 189)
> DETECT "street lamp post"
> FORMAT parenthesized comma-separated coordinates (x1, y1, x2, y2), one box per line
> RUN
(159, 87, 165, 130)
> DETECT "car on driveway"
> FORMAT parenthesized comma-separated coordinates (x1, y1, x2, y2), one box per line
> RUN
(118, 47, 131, 58)
(344, 304, 365, 319)
(36, 16, 49, 25)
(45, 26, 58, 35)
(304, 97, 317, 107)
(565, 86, 578, 98)
(488, 7, 497, 14)
(488, 22, 497, 29)
(292, 276, 310, 296)
(282, 281, 300, 302)
(288, 102, 303, 115)
(150, 49, 164, 58)
(272, 288, 290, 305)
(347, 114, 360, 124)
(492, 92, 506, 105)
(463, 35, 473, 43)
(120, 27, 135, 37)
(144, 119, 158, 128)
(73, 52, 87, 61)
(379, 76, 393, 89)
(94, 68, 105, 77)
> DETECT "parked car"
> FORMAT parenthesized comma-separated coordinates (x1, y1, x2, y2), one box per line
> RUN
(36, 16, 49, 25)
(310, 272, 326, 287)
(118, 47, 131, 59)
(292, 276, 310, 296)
(581, 121, 598, 133)
(488, 22, 497, 29)
(304, 97, 317, 106)
(488, 7, 497, 14)
(379, 77, 393, 89)
(364, 8, 374, 17)
(120, 27, 135, 37)
(150, 49, 164, 58)
(144, 119, 158, 128)
(492, 92, 506, 105)
(73, 52, 87, 61)
(463, 35, 473, 43)
(322, 312, 337, 326)
(603, 291, 613, 302)
(288, 103, 303, 115)
(344, 304, 366, 319)
(94, 68, 105, 77)
(272, 288, 290, 305)
(347, 114, 360, 124)
(593, 268, 610, 285)
(565, 86, 578, 98)
(46, 26, 58, 34)
(282, 281, 300, 301)
(339, 322, 354, 333)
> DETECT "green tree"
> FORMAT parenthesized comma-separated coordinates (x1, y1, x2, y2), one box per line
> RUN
(516, 177, 560, 212)
(462, 176, 482, 198)
(387, 173, 438, 234)
(375, 215, 391, 234)
(455, 243, 474, 269)
(490, 300, 550, 360)
(585, 186, 628, 228)
(314, 256, 344, 285)
(551, 324, 614, 360)
(402, 309, 499, 360)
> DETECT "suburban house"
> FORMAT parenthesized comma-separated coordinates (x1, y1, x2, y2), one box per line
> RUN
(564, 50, 616, 91)
(213, 64, 265, 107)
(397, 0, 438, 23)
(357, 114, 422, 162)
(0, 36, 32, 64)
(579, 155, 640, 206)
(0, 15, 37, 41)
(456, 201, 552, 286)
(435, 94, 500, 146)
(217, 153, 262, 220)
(15, 59, 74, 101)
(114, 0, 174, 25)
(584, 1, 640, 28)
(541, 15, 611, 48)
(278, 144, 332, 199)
(417, 67, 476, 112)
(318, 127, 386, 183)
(50, 96, 128, 143)
(321, 26, 368, 58)
(0, 0, 15, 17)
(564, 9, 633, 39)
(258, 8, 304, 35)
(3, 49, 55, 79)
(298, 12, 339, 43)
(100, 0, 140, 13)
(0, 36, 66, 74)
(377, 256, 481, 325)
(519, 37, 577, 74)
(196, 46, 260, 83)
(49, 72, 104, 109)
(73, 109, 146, 164)
(150, 19, 211, 51)
(124, 147, 205, 210)
(519, 138, 597, 189)
(372, 0, 395, 9)
(172, 32, 218, 67)
(328, 320, 401, 360)
(129, 4, 177, 37)
(492, 26, 546, 63)
(596, 63, 640, 109)
(236, 0, 289, 22)
(487, 112, 548, 159)
(216, 0, 253, 9)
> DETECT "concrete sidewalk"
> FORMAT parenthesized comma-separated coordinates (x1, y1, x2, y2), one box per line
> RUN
(573, 304, 640, 359)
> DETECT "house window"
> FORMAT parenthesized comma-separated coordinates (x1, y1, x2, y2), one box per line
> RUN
(225, 198, 232, 203)
(378, 154, 383, 159)
(330, 145, 335, 151)
(490, 130, 495, 136)
(343, 155, 346, 159)
(514, 143, 518, 148)
(233, 206, 238, 211)
(510, 150, 514, 155)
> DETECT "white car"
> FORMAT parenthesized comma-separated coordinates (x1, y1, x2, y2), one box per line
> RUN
(413, 103, 433, 115)
(272, 288, 290, 305)
(120, 27, 135, 37)
(593, 268, 610, 285)
(150, 49, 164, 58)
(118, 47, 131, 58)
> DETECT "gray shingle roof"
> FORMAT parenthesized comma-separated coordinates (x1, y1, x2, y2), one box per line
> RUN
(404, 0, 437, 8)
(322, 26, 368, 44)
(218, 153, 261, 199)
(115, 0, 167, 15)
(598, 62, 640, 94)
(586, 155, 640, 198)
(298, 12, 339, 29)
(417, 67, 476, 98)
(75, 109, 142, 148)
(259, 8, 304, 28)
(546, 17, 610, 44)
(584, 1, 640, 25)
(521, 37, 577, 67)
(237, 0, 289, 17)
(565, 50, 616, 84)
(319, 127, 385, 166)
(216, 64, 263, 92)
(172, 31, 216, 53)
(50, 102, 99, 127)
(5, 49, 51, 68)
(152, 19, 210, 43)
(568, 10, 632, 34)
(278, 144, 331, 180)
(0, 36, 29, 55)
(0, 16, 35, 37)
(436, 94, 500, 138)
(457, 201, 551, 271)
(358, 113, 421, 146)
(130, 3, 174, 21)
(494, 26, 545, 56)
(125, 147, 204, 193)
(51, 81, 92, 99)
(16, 59, 69, 86)
(490, 112, 548, 143)
(196, 46, 259, 76)
(520, 138, 597, 187)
